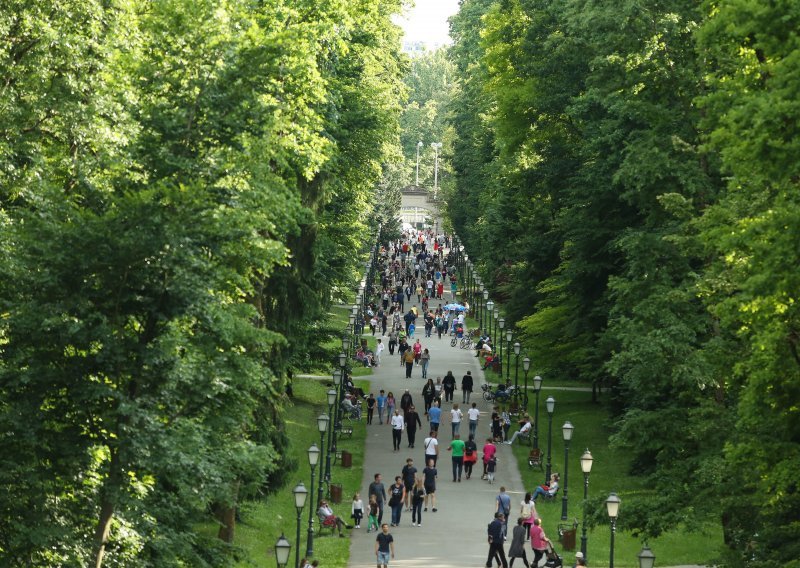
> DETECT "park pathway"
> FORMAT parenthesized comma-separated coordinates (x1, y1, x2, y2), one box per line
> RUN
(347, 289, 528, 568)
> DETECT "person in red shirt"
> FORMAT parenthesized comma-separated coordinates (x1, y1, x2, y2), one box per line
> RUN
(482, 438, 497, 480)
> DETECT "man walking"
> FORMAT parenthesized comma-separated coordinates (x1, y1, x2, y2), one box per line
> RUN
(447, 433, 466, 483)
(377, 390, 387, 425)
(369, 473, 387, 525)
(487, 512, 509, 568)
(423, 430, 439, 467)
(428, 401, 441, 433)
(495, 486, 512, 538)
(462, 371, 474, 403)
(375, 523, 395, 568)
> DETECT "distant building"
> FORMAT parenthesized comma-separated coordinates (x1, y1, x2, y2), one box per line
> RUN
(402, 40, 447, 55)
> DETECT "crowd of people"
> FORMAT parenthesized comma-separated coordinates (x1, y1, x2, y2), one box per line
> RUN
(329, 230, 572, 568)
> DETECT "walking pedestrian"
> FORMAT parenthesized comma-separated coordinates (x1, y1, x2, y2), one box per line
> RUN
(447, 433, 465, 482)
(463, 434, 478, 479)
(400, 389, 413, 414)
(351, 492, 364, 529)
(422, 378, 435, 414)
(428, 400, 441, 433)
(530, 518, 550, 567)
(367, 393, 376, 425)
(403, 348, 415, 378)
(376, 339, 384, 366)
(411, 476, 426, 526)
(487, 512, 509, 568)
(461, 371, 474, 403)
(405, 405, 422, 448)
(496, 486, 512, 537)
(423, 430, 439, 467)
(377, 390, 387, 424)
(520, 493, 538, 538)
(375, 523, 395, 568)
(367, 495, 380, 533)
(442, 371, 456, 402)
(450, 403, 463, 438)
(391, 409, 404, 451)
(508, 517, 531, 568)
(422, 458, 438, 512)
(388, 329, 398, 355)
(388, 476, 405, 526)
(368, 473, 387, 525)
(420, 348, 430, 379)
(468, 402, 480, 437)
(401, 458, 417, 510)
(386, 391, 396, 422)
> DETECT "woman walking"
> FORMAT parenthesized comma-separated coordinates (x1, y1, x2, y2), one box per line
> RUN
(450, 403, 463, 439)
(520, 492, 538, 539)
(420, 348, 431, 379)
(508, 517, 531, 567)
(410, 476, 426, 527)
(463, 434, 478, 480)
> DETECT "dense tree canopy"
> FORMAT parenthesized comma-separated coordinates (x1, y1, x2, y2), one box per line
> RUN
(0, 0, 404, 565)
(445, 0, 799, 565)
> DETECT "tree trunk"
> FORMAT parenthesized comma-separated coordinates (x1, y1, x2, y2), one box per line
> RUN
(93, 450, 121, 568)
(216, 480, 241, 544)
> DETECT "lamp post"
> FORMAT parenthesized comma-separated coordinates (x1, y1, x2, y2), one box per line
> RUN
(275, 534, 291, 568)
(561, 421, 574, 521)
(306, 443, 321, 557)
(638, 546, 656, 568)
(482, 289, 489, 333)
(532, 374, 542, 449)
(545, 396, 555, 483)
(348, 313, 356, 346)
(324, 388, 337, 484)
(416, 141, 423, 186)
(505, 330, 513, 384)
(493, 308, 500, 347)
(431, 142, 442, 199)
(513, 342, 521, 405)
(522, 357, 531, 408)
(486, 300, 495, 341)
(498, 318, 505, 366)
(315, 415, 329, 511)
(579, 449, 593, 561)
(331, 364, 343, 459)
(292, 482, 308, 568)
(607, 493, 621, 568)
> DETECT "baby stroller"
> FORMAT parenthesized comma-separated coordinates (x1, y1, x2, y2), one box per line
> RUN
(544, 541, 563, 568)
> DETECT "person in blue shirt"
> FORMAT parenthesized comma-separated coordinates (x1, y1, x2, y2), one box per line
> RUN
(428, 401, 442, 433)
(377, 390, 387, 425)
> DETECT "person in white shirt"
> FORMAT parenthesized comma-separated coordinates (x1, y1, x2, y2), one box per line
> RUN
(467, 402, 481, 437)
(376, 339, 384, 366)
(450, 403, 463, 438)
(505, 419, 532, 445)
(391, 409, 405, 451)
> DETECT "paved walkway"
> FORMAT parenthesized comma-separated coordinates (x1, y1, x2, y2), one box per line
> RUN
(347, 291, 527, 568)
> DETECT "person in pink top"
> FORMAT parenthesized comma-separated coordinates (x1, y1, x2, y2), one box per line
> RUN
(482, 438, 497, 480)
(529, 518, 550, 567)
(412, 339, 422, 362)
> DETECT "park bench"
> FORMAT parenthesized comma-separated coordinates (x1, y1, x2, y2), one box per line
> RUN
(527, 447, 543, 470)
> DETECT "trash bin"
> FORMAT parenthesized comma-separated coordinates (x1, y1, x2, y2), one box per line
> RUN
(558, 526, 577, 551)
(330, 483, 343, 504)
(341, 450, 352, 468)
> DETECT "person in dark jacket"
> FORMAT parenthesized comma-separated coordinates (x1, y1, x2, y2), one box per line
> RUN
(487, 512, 509, 568)
(442, 371, 456, 403)
(405, 405, 423, 448)
(461, 371, 474, 404)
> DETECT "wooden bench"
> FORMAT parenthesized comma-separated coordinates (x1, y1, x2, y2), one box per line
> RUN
(516, 429, 532, 446)
(527, 447, 543, 470)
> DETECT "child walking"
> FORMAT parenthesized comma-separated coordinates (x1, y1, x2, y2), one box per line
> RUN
(487, 455, 497, 484)
(351, 492, 364, 529)
(367, 495, 380, 533)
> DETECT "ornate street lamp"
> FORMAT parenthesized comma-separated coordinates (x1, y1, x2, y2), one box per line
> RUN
(306, 443, 321, 557)
(561, 421, 574, 520)
(482, 289, 489, 332)
(315, 415, 329, 511)
(275, 534, 291, 568)
(580, 449, 593, 562)
(522, 357, 531, 408)
(545, 396, 556, 483)
(486, 299, 494, 339)
(505, 330, 513, 384)
(323, 389, 337, 484)
(493, 308, 500, 348)
(638, 546, 656, 568)
(532, 374, 542, 448)
(498, 318, 505, 366)
(513, 342, 521, 405)
(607, 493, 621, 568)
(416, 140, 423, 186)
(292, 482, 308, 568)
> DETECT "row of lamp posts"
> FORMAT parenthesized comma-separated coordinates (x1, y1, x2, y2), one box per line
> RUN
(277, 243, 382, 568)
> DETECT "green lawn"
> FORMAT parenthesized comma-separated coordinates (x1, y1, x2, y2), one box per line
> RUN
(507, 389, 722, 567)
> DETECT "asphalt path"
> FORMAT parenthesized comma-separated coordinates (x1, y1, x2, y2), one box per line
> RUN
(346, 291, 532, 568)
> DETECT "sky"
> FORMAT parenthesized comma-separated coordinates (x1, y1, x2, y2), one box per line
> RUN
(395, 0, 462, 46)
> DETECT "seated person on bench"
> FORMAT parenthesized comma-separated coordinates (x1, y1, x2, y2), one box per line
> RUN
(504, 418, 531, 445)
(318, 500, 351, 537)
(532, 473, 560, 500)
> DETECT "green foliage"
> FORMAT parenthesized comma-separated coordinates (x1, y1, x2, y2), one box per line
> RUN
(0, 0, 403, 565)
(444, 0, 800, 564)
